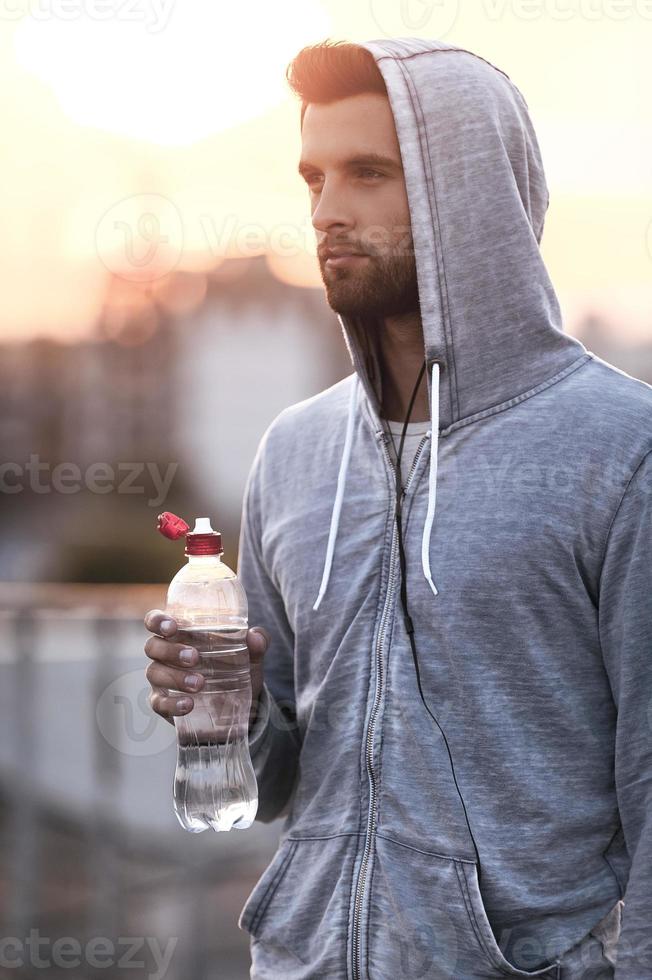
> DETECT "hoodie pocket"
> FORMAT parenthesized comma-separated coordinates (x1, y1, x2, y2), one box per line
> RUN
(367, 834, 561, 979)
(238, 837, 299, 937)
(458, 861, 623, 980)
(238, 833, 359, 978)
(456, 861, 562, 978)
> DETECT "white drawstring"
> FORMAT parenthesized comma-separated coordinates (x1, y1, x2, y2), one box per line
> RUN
(421, 361, 440, 596)
(312, 376, 359, 611)
(312, 363, 441, 610)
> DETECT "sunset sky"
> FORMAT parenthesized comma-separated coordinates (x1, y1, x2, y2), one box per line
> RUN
(1, 0, 650, 344)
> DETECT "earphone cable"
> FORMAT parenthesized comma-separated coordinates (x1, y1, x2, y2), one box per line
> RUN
(391, 358, 483, 885)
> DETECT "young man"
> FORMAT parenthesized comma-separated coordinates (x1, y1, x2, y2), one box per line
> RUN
(144, 38, 652, 979)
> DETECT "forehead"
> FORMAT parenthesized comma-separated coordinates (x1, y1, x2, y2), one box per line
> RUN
(300, 93, 401, 163)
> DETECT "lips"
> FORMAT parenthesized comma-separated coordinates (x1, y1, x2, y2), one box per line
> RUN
(321, 245, 367, 260)
(324, 253, 369, 268)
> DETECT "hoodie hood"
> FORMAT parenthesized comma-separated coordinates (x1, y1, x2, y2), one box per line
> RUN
(313, 36, 588, 611)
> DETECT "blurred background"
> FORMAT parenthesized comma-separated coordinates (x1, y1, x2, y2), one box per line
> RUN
(0, 1, 650, 978)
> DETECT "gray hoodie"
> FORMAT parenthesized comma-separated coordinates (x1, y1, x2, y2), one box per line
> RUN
(236, 37, 652, 980)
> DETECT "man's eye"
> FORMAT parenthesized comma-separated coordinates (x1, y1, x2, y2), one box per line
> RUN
(302, 174, 323, 191)
(304, 169, 384, 187)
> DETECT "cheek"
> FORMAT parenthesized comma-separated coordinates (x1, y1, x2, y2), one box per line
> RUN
(387, 208, 414, 261)
(359, 200, 412, 256)
(389, 193, 413, 249)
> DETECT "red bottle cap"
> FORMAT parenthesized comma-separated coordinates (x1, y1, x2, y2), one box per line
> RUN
(157, 512, 223, 556)
(157, 512, 190, 540)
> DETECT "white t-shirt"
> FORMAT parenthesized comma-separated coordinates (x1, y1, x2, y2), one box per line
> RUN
(383, 418, 431, 489)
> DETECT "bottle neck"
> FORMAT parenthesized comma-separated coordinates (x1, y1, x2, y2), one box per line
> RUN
(187, 553, 222, 565)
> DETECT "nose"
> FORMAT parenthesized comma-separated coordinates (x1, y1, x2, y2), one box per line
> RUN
(311, 180, 355, 238)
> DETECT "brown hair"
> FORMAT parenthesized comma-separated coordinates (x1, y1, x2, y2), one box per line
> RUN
(285, 39, 388, 129)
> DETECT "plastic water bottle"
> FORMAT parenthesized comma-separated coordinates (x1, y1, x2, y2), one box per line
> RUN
(156, 511, 258, 832)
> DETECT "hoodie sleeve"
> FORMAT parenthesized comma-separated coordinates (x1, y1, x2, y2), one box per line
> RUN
(237, 432, 302, 824)
(598, 448, 652, 979)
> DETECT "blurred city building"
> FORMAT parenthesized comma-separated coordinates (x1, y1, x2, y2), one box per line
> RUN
(0, 255, 351, 584)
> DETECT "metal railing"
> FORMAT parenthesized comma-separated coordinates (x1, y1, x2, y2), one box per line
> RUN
(0, 583, 280, 980)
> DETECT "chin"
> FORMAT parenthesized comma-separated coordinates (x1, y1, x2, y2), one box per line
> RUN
(322, 278, 370, 314)
(324, 283, 357, 309)
(328, 300, 370, 318)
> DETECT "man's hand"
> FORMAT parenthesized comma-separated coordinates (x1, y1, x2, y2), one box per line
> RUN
(143, 609, 269, 729)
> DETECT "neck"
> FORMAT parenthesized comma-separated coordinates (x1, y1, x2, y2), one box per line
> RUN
(374, 311, 430, 422)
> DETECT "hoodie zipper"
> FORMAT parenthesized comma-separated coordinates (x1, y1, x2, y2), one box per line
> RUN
(351, 431, 430, 980)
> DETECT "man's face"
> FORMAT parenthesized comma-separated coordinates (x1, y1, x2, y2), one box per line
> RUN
(299, 93, 419, 319)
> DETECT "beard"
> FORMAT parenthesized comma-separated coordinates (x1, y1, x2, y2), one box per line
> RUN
(319, 242, 420, 319)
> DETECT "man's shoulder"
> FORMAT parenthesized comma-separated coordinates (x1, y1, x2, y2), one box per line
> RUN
(264, 373, 357, 445)
(571, 352, 652, 447)
(247, 373, 358, 486)
(576, 351, 652, 425)
(580, 351, 652, 403)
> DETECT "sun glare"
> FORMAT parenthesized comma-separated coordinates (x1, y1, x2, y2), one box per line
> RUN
(13, 0, 331, 146)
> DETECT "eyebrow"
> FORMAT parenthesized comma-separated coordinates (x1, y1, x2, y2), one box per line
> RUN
(297, 152, 403, 178)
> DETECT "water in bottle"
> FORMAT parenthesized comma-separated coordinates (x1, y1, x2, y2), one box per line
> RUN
(156, 512, 258, 832)
(173, 623, 257, 832)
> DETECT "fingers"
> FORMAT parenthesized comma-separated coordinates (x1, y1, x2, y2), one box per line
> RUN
(144, 632, 199, 668)
(145, 661, 204, 697)
(149, 685, 194, 721)
(144, 619, 271, 730)
(247, 627, 269, 662)
(143, 609, 179, 638)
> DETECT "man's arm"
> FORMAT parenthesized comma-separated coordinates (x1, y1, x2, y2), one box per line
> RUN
(598, 449, 652, 979)
(238, 433, 302, 824)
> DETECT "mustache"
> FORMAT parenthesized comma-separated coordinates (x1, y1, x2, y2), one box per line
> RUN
(317, 242, 415, 261)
